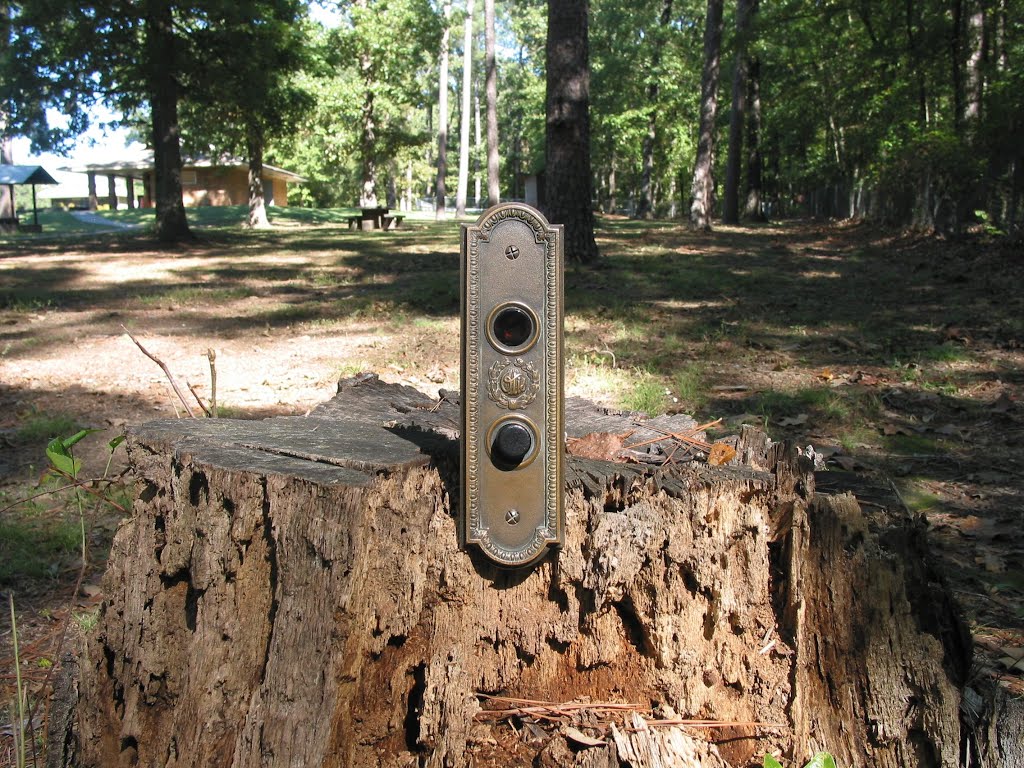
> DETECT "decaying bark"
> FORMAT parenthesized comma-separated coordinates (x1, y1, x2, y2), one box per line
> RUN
(61, 374, 984, 767)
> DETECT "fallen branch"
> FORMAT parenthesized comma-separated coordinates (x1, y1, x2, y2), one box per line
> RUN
(474, 694, 788, 735)
(474, 694, 646, 723)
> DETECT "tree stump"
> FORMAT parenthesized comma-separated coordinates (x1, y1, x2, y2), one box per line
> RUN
(61, 374, 977, 767)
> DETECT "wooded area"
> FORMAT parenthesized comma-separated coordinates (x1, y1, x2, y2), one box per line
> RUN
(3, 0, 1022, 246)
(46, 375, 1019, 767)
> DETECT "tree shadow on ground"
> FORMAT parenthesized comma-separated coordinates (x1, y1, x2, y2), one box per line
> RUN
(1, 217, 1022, 638)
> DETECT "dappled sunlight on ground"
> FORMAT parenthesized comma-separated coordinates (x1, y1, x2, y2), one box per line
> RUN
(1, 216, 1022, 708)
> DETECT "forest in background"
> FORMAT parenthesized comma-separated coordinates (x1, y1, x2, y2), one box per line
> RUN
(2, 0, 1022, 239)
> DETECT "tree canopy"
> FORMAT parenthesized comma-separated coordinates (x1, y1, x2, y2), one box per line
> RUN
(2, 0, 1021, 236)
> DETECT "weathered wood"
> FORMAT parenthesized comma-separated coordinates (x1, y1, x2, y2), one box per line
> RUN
(62, 374, 976, 767)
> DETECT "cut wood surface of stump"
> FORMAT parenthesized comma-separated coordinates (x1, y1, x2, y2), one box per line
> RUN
(60, 373, 986, 768)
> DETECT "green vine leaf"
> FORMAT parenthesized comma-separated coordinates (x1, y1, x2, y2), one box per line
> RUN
(62, 428, 104, 449)
(806, 753, 838, 768)
(46, 437, 82, 477)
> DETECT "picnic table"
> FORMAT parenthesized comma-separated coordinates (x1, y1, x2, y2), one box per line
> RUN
(346, 206, 405, 231)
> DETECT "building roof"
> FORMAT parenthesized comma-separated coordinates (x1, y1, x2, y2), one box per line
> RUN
(0, 165, 59, 185)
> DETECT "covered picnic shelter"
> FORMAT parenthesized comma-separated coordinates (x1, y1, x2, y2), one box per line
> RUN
(70, 156, 305, 211)
(0, 164, 58, 233)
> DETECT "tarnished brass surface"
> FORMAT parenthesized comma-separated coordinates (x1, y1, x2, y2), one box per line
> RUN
(461, 203, 564, 567)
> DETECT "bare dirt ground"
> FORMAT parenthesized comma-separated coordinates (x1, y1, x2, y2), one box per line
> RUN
(1, 218, 1022, 761)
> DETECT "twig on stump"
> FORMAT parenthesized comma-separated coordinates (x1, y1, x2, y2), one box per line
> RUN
(122, 327, 195, 418)
(620, 418, 722, 463)
(187, 383, 213, 418)
(206, 348, 217, 418)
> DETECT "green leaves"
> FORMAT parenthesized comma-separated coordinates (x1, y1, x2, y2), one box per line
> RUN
(45, 429, 103, 479)
(805, 753, 838, 768)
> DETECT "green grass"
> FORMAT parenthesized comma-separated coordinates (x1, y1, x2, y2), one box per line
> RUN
(722, 386, 882, 434)
(74, 606, 101, 633)
(884, 432, 941, 455)
(336, 361, 373, 379)
(134, 285, 252, 307)
(918, 342, 971, 364)
(0, 509, 82, 585)
(0, 295, 54, 313)
(621, 374, 670, 416)
(838, 425, 879, 453)
(895, 479, 942, 512)
(214, 404, 251, 419)
(16, 411, 80, 442)
(1, 209, 115, 236)
(0, 204, 387, 239)
(673, 363, 708, 410)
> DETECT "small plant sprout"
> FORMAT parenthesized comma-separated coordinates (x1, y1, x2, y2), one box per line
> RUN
(46, 429, 103, 566)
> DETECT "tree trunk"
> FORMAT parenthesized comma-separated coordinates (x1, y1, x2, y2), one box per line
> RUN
(744, 54, 766, 221)
(473, 89, 481, 206)
(145, 0, 192, 243)
(0, 2, 10, 222)
(456, 0, 474, 218)
(964, 2, 985, 124)
(435, 0, 452, 220)
(357, 0, 378, 209)
(55, 374, 999, 768)
(607, 152, 618, 213)
(689, 0, 723, 232)
(405, 160, 413, 211)
(246, 122, 270, 229)
(87, 172, 98, 211)
(386, 161, 398, 208)
(723, 0, 754, 225)
(545, 0, 599, 263)
(359, 87, 378, 208)
(951, 0, 965, 131)
(0, 134, 13, 220)
(636, 0, 673, 221)
(904, 0, 928, 126)
(484, 0, 499, 206)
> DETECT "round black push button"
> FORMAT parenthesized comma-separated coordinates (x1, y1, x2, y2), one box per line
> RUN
(492, 305, 534, 349)
(492, 422, 533, 467)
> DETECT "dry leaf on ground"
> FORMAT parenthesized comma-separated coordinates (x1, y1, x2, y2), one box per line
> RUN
(707, 443, 737, 466)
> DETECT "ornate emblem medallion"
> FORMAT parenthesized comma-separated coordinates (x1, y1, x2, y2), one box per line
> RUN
(487, 357, 540, 409)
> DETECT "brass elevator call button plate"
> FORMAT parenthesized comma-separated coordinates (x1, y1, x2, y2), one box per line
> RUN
(460, 203, 564, 567)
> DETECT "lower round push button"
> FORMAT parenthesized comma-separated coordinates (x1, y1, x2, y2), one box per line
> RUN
(492, 422, 533, 468)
